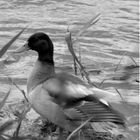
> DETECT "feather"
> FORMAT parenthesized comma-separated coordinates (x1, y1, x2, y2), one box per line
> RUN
(16, 32, 126, 133)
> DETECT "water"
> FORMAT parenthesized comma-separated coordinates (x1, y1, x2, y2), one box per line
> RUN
(0, 0, 139, 138)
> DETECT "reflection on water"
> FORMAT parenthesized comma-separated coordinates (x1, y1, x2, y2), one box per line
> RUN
(0, 0, 139, 137)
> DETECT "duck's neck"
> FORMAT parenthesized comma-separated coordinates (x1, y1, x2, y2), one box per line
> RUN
(38, 52, 54, 65)
(27, 60, 55, 93)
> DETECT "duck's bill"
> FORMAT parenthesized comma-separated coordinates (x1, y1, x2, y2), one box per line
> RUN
(13, 43, 30, 53)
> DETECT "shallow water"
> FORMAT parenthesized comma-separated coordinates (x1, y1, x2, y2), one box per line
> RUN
(0, 0, 139, 138)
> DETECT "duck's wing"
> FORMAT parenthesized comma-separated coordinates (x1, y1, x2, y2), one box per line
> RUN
(43, 72, 117, 104)
(42, 72, 126, 126)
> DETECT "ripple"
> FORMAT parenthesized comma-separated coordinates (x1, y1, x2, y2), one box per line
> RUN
(0, 0, 139, 107)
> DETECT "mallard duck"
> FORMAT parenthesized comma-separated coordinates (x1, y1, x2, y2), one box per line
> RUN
(14, 32, 125, 138)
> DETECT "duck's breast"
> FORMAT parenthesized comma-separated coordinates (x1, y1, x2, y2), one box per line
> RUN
(27, 84, 76, 131)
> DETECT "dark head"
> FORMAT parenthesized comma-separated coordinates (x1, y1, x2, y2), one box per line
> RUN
(27, 32, 54, 64)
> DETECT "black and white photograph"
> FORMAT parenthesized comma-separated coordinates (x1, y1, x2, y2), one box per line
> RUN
(0, 0, 139, 140)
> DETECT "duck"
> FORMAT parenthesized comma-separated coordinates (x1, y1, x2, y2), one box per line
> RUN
(14, 32, 125, 139)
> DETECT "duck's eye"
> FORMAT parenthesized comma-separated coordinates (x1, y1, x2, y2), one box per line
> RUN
(23, 42, 29, 48)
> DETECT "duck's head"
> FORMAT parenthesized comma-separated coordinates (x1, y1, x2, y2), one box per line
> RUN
(15, 32, 54, 64)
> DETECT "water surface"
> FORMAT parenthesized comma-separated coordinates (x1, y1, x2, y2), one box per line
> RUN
(0, 0, 139, 139)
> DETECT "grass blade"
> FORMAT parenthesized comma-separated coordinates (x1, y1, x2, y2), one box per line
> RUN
(66, 117, 93, 140)
(114, 88, 127, 104)
(1, 73, 28, 102)
(73, 58, 78, 75)
(13, 104, 31, 138)
(65, 31, 98, 87)
(0, 120, 15, 134)
(0, 26, 28, 58)
(74, 13, 100, 41)
(0, 88, 11, 111)
(129, 56, 138, 66)
(13, 119, 22, 138)
(114, 52, 127, 72)
(12, 81, 28, 102)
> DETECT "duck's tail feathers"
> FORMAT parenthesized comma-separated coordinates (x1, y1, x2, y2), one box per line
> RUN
(80, 94, 126, 127)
